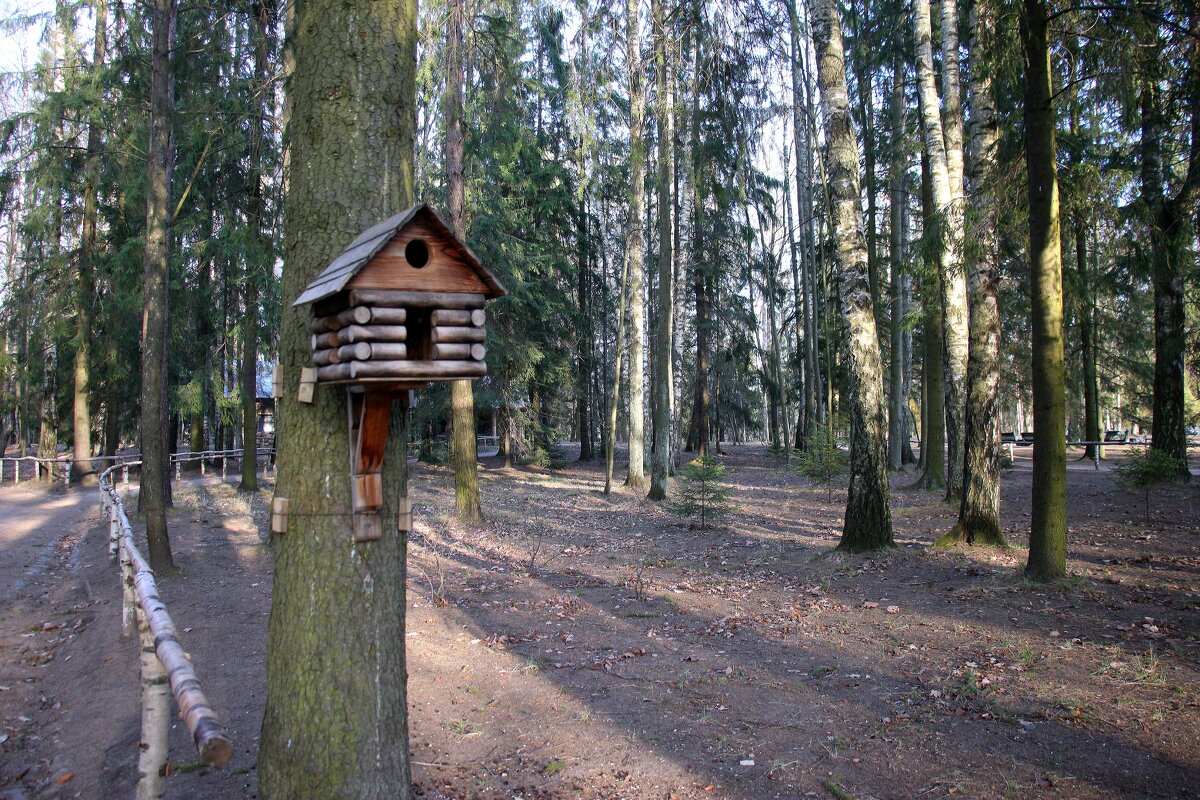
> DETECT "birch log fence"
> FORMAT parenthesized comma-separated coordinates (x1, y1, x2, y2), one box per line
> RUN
(98, 460, 235, 799)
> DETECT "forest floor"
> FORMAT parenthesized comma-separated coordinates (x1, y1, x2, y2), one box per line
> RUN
(0, 444, 1197, 800)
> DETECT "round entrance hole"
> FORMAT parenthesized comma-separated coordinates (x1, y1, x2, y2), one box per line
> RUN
(405, 239, 429, 268)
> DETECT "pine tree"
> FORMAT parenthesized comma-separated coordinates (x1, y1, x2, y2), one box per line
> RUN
(671, 455, 735, 528)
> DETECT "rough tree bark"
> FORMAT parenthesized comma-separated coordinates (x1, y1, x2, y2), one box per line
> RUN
(259, 0, 418, 795)
(812, 0, 894, 552)
(625, 0, 647, 488)
(1022, 0, 1067, 581)
(1139, 10, 1197, 479)
(941, 0, 1005, 546)
(138, 0, 177, 572)
(649, 0, 674, 501)
(446, 0, 484, 520)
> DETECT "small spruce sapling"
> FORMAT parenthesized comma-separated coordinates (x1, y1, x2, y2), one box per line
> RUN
(1113, 448, 1186, 524)
(793, 426, 849, 501)
(670, 455, 735, 528)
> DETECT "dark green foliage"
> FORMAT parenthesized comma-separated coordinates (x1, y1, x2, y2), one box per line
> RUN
(1113, 447, 1187, 524)
(670, 455, 735, 528)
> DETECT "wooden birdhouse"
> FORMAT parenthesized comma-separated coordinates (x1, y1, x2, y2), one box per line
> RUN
(286, 204, 506, 543)
(294, 203, 506, 386)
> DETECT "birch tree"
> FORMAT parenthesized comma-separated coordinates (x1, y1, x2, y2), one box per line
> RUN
(941, 0, 1005, 546)
(811, 0, 893, 551)
(912, 0, 968, 499)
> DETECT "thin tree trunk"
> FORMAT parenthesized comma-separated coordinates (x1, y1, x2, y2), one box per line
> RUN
(259, 0, 418, 794)
(604, 236, 633, 493)
(812, 0, 893, 552)
(241, 0, 273, 492)
(915, 154, 946, 491)
(625, 0, 647, 488)
(1022, 0, 1067, 581)
(71, 0, 107, 485)
(942, 0, 1005, 547)
(887, 55, 906, 471)
(138, 0, 177, 572)
(649, 0, 674, 501)
(445, 0, 484, 520)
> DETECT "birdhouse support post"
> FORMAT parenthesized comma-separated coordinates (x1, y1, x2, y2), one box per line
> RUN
(347, 388, 409, 542)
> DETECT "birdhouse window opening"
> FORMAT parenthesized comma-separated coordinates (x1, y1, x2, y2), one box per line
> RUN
(407, 308, 433, 360)
(405, 239, 429, 268)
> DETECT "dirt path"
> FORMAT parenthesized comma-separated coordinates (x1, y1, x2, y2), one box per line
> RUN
(1, 452, 1198, 800)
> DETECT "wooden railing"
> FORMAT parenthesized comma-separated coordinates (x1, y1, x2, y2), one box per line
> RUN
(98, 462, 233, 798)
(2, 448, 275, 489)
(0, 455, 73, 486)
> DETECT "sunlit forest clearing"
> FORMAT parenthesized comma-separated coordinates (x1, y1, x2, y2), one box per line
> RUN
(0, 0, 1198, 797)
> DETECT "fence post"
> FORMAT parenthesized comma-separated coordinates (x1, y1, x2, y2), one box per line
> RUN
(108, 505, 121, 561)
(136, 608, 170, 800)
(123, 464, 130, 494)
(121, 546, 137, 639)
(175, 458, 181, 484)
(14, 459, 20, 486)
(1094, 444, 1100, 471)
(221, 454, 226, 482)
(201, 456, 206, 477)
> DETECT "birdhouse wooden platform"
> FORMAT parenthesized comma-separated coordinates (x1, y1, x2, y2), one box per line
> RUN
(286, 205, 506, 542)
(294, 203, 506, 388)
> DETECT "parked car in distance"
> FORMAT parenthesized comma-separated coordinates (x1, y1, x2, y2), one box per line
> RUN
(1001, 431, 1017, 444)
(1104, 430, 1127, 443)
(1021, 431, 1035, 444)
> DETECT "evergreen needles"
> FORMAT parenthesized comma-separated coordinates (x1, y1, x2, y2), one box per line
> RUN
(670, 455, 735, 528)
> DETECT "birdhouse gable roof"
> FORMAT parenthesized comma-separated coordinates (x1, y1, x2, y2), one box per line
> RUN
(293, 204, 506, 307)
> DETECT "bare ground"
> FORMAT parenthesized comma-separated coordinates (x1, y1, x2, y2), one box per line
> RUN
(1, 445, 1197, 800)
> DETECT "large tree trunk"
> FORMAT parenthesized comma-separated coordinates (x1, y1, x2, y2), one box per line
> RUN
(71, 0, 107, 486)
(649, 0, 674, 501)
(812, 0, 893, 552)
(1139, 26, 1195, 477)
(445, 0, 484, 520)
(1022, 0, 1067, 581)
(138, 0, 177, 572)
(942, 0, 1005, 547)
(259, 0, 417, 795)
(912, 0, 969, 501)
(625, 0, 647, 488)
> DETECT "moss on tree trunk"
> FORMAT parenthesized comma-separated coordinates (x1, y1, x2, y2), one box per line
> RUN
(259, 0, 417, 796)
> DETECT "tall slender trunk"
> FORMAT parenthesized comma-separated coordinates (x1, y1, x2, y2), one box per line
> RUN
(943, 0, 1004, 546)
(649, 0, 674, 500)
(241, 0, 274, 492)
(260, 0, 418, 795)
(915, 154, 946, 490)
(812, 0, 893, 552)
(72, 0, 107, 484)
(605, 239, 633, 493)
(913, 0, 969, 501)
(445, 0, 484, 519)
(1022, 0, 1067, 581)
(1076, 220, 1101, 460)
(887, 56, 907, 471)
(138, 0, 177, 572)
(689, 8, 709, 457)
(625, 0, 647, 487)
